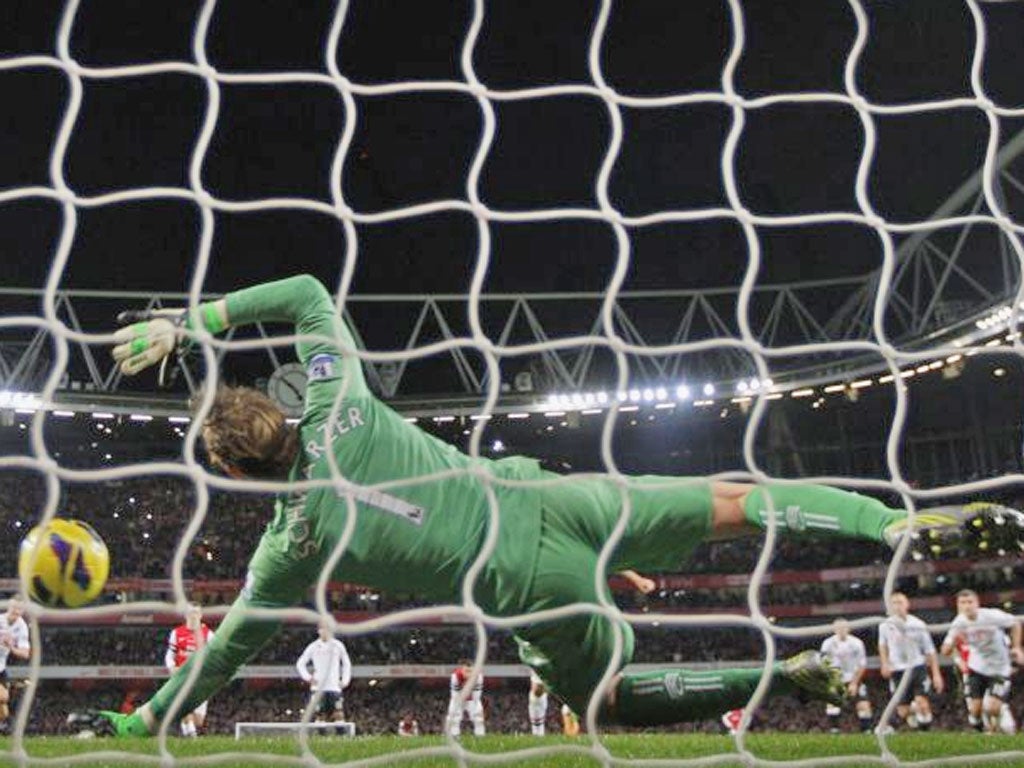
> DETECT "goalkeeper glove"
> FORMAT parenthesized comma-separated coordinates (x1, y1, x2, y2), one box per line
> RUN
(111, 317, 183, 377)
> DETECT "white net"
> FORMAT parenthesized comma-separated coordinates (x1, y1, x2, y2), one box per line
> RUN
(3, 0, 1024, 765)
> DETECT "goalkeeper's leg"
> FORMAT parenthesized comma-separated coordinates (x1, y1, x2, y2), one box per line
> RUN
(598, 476, 1024, 571)
(518, 614, 843, 727)
(515, 519, 843, 728)
(720, 482, 1024, 559)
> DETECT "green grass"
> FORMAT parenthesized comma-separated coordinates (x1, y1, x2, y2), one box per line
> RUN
(2, 733, 1024, 767)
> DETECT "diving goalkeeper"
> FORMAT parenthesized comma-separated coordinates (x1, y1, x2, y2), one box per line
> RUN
(74, 274, 1024, 736)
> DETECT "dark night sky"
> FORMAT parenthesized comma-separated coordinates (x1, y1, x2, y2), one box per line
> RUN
(3, 0, 1024, 393)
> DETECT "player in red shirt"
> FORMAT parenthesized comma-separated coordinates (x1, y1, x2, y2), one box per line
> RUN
(164, 603, 215, 737)
(447, 660, 485, 736)
(397, 712, 420, 737)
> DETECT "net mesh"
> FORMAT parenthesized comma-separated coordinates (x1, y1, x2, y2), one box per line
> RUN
(3, 0, 1024, 765)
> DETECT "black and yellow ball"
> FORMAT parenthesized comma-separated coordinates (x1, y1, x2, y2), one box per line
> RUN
(18, 519, 110, 608)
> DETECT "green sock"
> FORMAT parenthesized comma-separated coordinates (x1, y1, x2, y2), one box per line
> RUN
(743, 484, 905, 544)
(610, 665, 794, 726)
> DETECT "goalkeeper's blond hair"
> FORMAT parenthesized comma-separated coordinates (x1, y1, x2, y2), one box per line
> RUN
(193, 386, 299, 480)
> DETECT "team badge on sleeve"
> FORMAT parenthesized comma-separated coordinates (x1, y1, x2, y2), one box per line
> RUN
(308, 354, 339, 381)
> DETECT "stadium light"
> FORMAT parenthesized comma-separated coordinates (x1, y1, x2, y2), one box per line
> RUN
(596, 391, 608, 404)
(654, 387, 667, 401)
(628, 389, 641, 402)
(129, 414, 153, 422)
(702, 383, 715, 396)
(92, 412, 114, 420)
(791, 388, 814, 398)
(507, 413, 530, 419)
(675, 385, 691, 400)
(0, 391, 41, 410)
(52, 410, 75, 418)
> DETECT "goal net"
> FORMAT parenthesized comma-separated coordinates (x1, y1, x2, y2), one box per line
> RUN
(2, 0, 1024, 766)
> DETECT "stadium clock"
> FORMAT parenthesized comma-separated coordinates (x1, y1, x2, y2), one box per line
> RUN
(267, 362, 308, 418)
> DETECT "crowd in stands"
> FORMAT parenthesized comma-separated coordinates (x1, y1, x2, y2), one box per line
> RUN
(37, 624, 814, 667)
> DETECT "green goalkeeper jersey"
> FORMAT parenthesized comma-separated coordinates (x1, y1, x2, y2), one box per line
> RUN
(227, 275, 543, 616)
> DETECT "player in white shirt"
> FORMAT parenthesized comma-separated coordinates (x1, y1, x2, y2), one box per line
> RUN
(295, 621, 352, 723)
(528, 671, 549, 736)
(940, 589, 1023, 734)
(820, 619, 872, 733)
(877, 592, 944, 731)
(447, 660, 485, 736)
(0, 597, 31, 735)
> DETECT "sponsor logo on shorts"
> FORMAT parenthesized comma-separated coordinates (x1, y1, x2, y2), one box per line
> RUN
(785, 505, 807, 532)
(664, 672, 686, 699)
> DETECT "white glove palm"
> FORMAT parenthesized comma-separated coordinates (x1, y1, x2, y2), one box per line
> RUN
(112, 319, 180, 376)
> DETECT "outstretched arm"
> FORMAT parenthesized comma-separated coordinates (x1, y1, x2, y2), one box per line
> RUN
(112, 274, 368, 400)
(131, 531, 321, 734)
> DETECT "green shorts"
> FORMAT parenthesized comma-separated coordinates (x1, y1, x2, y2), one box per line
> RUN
(513, 475, 712, 715)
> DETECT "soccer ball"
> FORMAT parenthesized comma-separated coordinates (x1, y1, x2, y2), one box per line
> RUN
(18, 519, 110, 608)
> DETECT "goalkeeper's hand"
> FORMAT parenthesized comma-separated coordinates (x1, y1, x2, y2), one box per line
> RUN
(112, 318, 182, 376)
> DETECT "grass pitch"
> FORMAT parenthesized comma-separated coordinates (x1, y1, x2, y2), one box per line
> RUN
(2, 733, 1024, 767)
